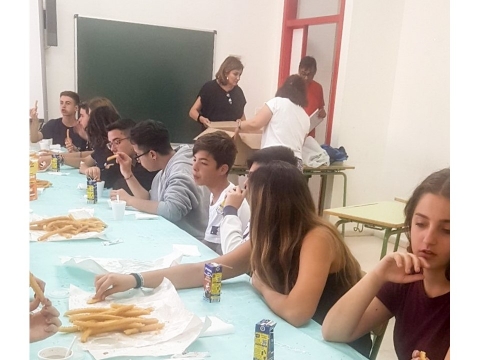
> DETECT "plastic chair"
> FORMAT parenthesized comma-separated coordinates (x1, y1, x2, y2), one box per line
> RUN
(369, 319, 389, 360)
(360, 270, 389, 360)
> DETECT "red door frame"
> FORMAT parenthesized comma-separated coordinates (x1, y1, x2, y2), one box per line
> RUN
(278, 0, 346, 145)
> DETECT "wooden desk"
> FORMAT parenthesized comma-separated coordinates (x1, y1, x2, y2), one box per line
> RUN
(231, 163, 355, 217)
(324, 201, 407, 259)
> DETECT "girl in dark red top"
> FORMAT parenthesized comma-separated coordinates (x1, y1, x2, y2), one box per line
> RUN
(322, 168, 450, 360)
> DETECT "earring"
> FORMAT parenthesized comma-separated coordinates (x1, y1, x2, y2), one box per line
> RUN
(227, 76, 229, 80)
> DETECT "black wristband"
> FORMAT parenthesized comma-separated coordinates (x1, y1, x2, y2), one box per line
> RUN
(197, 114, 201, 122)
(130, 273, 143, 289)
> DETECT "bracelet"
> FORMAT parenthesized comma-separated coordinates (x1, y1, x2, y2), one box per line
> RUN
(130, 273, 144, 289)
(197, 114, 201, 122)
(124, 173, 133, 181)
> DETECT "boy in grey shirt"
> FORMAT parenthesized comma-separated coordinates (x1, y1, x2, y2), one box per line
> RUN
(110, 119, 208, 240)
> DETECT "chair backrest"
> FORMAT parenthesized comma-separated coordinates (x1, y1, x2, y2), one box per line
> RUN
(369, 319, 389, 360)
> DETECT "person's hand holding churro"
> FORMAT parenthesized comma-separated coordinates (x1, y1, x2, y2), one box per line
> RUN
(114, 151, 133, 179)
(65, 129, 78, 152)
(30, 108, 38, 122)
(30, 298, 62, 343)
(30, 273, 46, 312)
(224, 186, 246, 210)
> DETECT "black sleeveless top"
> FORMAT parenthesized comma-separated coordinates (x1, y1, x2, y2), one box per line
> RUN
(314, 272, 373, 358)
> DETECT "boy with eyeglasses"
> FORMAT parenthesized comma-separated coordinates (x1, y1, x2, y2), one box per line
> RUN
(110, 119, 208, 241)
(104, 118, 158, 195)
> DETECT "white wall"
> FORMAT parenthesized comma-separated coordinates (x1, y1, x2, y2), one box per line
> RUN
(37, 0, 450, 210)
(29, 0, 45, 119)
(331, 0, 449, 209)
(43, 0, 284, 120)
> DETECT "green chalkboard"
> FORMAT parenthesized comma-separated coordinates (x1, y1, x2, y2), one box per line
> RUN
(75, 16, 215, 143)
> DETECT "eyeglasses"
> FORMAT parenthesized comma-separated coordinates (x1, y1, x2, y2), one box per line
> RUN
(106, 137, 130, 150)
(134, 150, 150, 162)
(226, 93, 232, 105)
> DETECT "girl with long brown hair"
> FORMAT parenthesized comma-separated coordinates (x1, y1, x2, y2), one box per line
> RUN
(92, 161, 371, 356)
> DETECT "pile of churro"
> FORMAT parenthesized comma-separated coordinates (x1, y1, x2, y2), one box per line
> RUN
(36, 179, 52, 188)
(30, 215, 107, 241)
(59, 303, 164, 342)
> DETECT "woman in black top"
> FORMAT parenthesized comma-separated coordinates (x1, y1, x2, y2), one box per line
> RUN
(189, 55, 247, 129)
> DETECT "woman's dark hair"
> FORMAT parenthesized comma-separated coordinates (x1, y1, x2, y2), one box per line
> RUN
(77, 101, 89, 118)
(129, 119, 173, 156)
(275, 74, 308, 107)
(404, 168, 450, 280)
(246, 146, 297, 169)
(88, 97, 120, 115)
(215, 56, 244, 86)
(85, 106, 121, 149)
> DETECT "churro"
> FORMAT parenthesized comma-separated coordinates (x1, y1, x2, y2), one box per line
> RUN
(29, 272, 46, 303)
(106, 154, 118, 162)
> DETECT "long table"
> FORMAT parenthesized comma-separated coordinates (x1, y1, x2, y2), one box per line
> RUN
(29, 165, 367, 360)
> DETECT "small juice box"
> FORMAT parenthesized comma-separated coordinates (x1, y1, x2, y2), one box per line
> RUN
(253, 319, 276, 360)
(203, 262, 222, 302)
(51, 155, 59, 172)
(86, 177, 97, 204)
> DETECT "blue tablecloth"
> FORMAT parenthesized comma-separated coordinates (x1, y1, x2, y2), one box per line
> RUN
(29, 166, 367, 360)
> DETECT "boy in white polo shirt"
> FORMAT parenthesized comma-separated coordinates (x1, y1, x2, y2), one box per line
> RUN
(192, 131, 250, 254)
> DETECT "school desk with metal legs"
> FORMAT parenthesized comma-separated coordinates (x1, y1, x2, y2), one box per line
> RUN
(302, 163, 355, 216)
(323, 201, 407, 259)
(231, 163, 355, 217)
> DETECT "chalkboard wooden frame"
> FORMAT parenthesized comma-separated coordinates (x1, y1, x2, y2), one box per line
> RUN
(74, 15, 216, 144)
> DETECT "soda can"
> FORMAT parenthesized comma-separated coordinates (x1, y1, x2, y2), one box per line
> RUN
(203, 262, 222, 302)
(253, 319, 276, 360)
(86, 177, 97, 204)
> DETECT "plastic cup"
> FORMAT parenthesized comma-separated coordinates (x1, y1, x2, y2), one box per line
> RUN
(112, 200, 126, 220)
(37, 346, 73, 359)
(47, 138, 53, 147)
(96, 181, 105, 197)
(39, 140, 50, 150)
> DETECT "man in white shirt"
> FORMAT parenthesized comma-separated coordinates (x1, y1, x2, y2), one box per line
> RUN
(192, 131, 250, 254)
(220, 146, 298, 254)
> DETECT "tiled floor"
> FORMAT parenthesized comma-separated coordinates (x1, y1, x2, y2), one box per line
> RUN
(343, 233, 407, 360)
